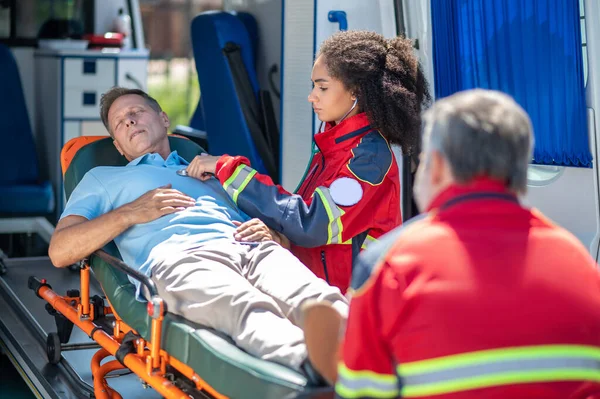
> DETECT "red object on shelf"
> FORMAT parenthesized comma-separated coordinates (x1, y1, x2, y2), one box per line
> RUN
(83, 32, 124, 49)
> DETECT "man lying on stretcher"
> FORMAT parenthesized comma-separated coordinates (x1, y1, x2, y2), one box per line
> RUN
(48, 87, 348, 385)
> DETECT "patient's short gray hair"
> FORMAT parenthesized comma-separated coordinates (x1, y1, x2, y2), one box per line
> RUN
(100, 87, 162, 137)
(421, 89, 534, 194)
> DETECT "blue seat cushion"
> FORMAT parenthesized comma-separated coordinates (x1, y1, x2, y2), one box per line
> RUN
(0, 180, 54, 214)
(0, 44, 41, 185)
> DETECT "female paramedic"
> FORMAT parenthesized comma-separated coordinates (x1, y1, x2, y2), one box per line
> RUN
(186, 30, 431, 293)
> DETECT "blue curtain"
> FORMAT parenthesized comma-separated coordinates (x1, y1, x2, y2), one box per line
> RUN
(431, 0, 592, 167)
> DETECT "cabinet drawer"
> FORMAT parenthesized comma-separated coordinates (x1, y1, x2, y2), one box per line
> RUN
(64, 87, 112, 118)
(64, 58, 115, 89)
(117, 59, 148, 90)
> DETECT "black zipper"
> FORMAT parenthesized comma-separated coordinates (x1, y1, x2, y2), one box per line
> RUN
(321, 250, 330, 283)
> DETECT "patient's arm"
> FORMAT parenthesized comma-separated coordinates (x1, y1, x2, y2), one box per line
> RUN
(49, 211, 134, 267)
(49, 185, 196, 267)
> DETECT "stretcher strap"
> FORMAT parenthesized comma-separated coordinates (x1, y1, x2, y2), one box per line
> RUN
(115, 330, 141, 366)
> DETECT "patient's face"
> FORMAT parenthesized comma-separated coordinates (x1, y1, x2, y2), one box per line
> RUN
(108, 94, 171, 161)
(308, 56, 358, 125)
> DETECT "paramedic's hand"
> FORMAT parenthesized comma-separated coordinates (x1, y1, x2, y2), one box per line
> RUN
(187, 154, 220, 181)
(233, 219, 291, 248)
(233, 218, 274, 243)
(123, 184, 196, 225)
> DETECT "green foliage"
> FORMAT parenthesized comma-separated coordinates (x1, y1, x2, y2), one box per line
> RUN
(147, 74, 200, 131)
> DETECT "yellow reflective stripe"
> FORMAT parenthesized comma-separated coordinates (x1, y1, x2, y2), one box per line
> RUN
(336, 363, 399, 399)
(335, 216, 344, 244)
(398, 345, 600, 397)
(222, 164, 246, 193)
(401, 369, 600, 397)
(338, 363, 398, 383)
(222, 164, 257, 204)
(232, 169, 257, 204)
(314, 187, 344, 244)
(398, 345, 600, 376)
(361, 234, 377, 249)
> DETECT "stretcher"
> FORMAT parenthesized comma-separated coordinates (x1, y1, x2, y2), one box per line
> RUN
(26, 135, 331, 398)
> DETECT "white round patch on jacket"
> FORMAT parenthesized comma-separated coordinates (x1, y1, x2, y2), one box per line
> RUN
(329, 177, 363, 206)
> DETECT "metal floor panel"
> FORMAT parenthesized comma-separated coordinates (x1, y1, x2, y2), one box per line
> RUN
(0, 257, 161, 399)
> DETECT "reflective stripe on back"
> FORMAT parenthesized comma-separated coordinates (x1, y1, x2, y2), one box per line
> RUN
(336, 363, 400, 399)
(398, 345, 600, 397)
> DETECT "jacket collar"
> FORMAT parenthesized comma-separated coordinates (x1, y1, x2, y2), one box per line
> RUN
(427, 177, 518, 212)
(127, 150, 189, 167)
(314, 112, 373, 154)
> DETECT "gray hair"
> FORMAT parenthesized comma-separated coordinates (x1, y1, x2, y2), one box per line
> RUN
(100, 87, 162, 137)
(421, 89, 534, 194)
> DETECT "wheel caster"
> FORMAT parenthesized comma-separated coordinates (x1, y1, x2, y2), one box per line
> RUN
(46, 332, 61, 364)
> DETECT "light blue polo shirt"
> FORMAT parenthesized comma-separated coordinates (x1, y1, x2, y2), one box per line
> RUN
(61, 151, 249, 298)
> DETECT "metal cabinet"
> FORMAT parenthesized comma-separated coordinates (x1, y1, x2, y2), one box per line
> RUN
(34, 49, 149, 219)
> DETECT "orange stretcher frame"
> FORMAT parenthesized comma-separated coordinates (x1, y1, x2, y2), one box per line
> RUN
(30, 263, 226, 399)
(29, 136, 228, 399)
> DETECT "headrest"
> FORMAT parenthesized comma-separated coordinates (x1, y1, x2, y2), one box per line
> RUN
(62, 135, 206, 200)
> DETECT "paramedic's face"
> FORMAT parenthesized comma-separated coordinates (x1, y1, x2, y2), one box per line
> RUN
(308, 56, 358, 124)
(108, 94, 170, 161)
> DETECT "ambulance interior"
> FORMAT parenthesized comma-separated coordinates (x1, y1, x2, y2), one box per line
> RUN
(0, 0, 598, 398)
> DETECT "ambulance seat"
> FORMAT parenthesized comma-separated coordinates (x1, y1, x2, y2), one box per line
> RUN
(0, 44, 54, 216)
(63, 136, 322, 399)
(190, 11, 280, 182)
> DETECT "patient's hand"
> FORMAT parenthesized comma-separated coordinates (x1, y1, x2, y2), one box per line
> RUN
(123, 184, 196, 224)
(187, 154, 220, 181)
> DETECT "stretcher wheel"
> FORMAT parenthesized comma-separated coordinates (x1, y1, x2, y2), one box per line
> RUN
(46, 332, 61, 364)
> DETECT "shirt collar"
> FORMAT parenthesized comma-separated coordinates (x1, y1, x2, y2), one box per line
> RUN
(427, 176, 516, 212)
(127, 151, 189, 167)
(314, 112, 373, 153)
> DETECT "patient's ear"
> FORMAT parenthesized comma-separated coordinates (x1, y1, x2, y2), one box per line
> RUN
(160, 111, 170, 129)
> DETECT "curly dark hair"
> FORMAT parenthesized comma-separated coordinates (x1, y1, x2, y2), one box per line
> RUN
(317, 30, 431, 154)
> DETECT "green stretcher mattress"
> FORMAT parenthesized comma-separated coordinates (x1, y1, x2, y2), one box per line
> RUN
(65, 137, 324, 398)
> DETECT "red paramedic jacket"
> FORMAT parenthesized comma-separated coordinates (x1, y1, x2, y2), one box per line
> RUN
(336, 178, 600, 399)
(214, 112, 402, 292)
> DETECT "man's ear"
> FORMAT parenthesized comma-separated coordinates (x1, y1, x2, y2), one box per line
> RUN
(429, 150, 450, 186)
(160, 111, 171, 129)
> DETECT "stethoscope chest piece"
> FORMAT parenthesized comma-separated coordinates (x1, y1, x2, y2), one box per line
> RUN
(176, 169, 188, 177)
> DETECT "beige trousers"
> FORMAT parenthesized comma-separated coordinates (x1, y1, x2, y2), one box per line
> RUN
(149, 240, 348, 370)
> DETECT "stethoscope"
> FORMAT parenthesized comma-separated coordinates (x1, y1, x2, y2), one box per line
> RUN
(176, 169, 215, 178)
(295, 98, 358, 192)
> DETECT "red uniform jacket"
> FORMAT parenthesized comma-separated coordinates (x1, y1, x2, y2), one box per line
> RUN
(214, 112, 402, 292)
(337, 178, 600, 399)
